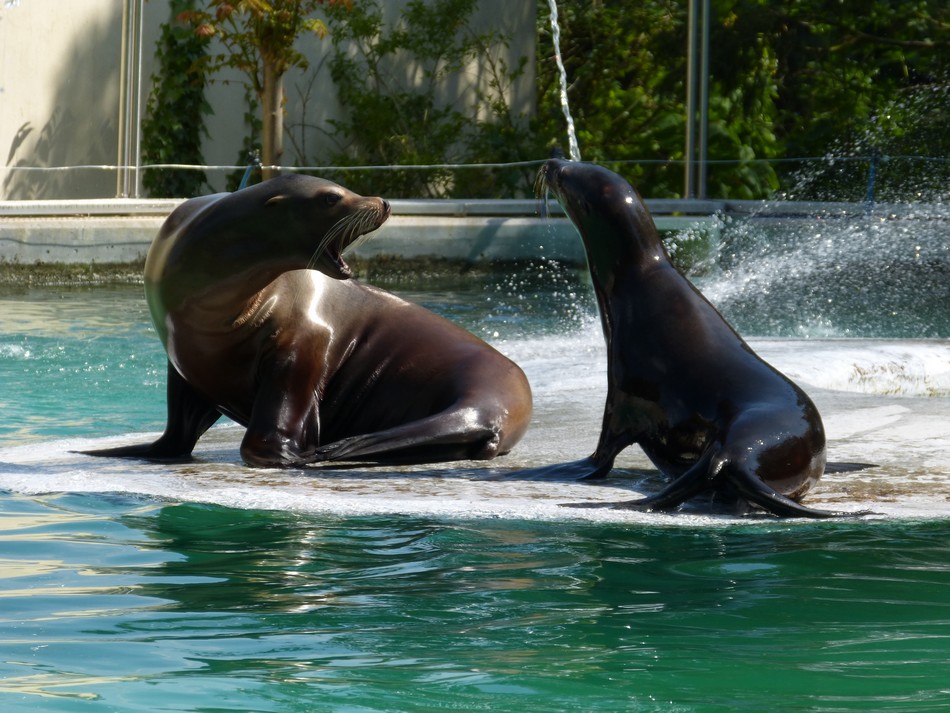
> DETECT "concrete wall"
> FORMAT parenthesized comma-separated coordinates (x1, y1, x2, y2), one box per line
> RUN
(0, 196, 717, 267)
(0, 0, 139, 199)
(0, 1, 536, 200)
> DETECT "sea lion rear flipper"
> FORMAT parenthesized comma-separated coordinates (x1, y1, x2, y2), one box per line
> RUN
(79, 361, 220, 461)
(300, 407, 513, 466)
(727, 465, 873, 519)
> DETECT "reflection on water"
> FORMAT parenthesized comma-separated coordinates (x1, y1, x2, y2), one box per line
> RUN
(0, 493, 948, 711)
(0, 284, 151, 336)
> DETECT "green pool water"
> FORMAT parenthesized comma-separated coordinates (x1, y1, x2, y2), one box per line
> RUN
(2, 493, 948, 712)
(1, 269, 948, 711)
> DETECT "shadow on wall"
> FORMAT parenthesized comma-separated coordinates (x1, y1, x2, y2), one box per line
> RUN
(3, 7, 123, 200)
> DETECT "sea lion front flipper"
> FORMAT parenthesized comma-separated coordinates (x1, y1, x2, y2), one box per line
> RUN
(239, 357, 324, 468)
(824, 462, 876, 473)
(80, 361, 221, 461)
(503, 457, 616, 482)
(501, 420, 634, 481)
(562, 456, 713, 510)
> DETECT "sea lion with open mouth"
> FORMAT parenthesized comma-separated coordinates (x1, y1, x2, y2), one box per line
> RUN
(82, 174, 532, 468)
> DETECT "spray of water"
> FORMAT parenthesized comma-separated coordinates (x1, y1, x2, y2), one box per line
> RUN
(546, 0, 581, 162)
(681, 83, 950, 339)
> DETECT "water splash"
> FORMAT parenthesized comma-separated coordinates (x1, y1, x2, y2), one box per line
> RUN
(682, 83, 950, 339)
(693, 203, 948, 339)
(546, 0, 581, 162)
(481, 258, 594, 341)
(778, 84, 950, 205)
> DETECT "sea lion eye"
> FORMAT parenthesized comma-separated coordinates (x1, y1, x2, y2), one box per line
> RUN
(323, 192, 342, 207)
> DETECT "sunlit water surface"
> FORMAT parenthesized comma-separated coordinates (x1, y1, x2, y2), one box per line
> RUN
(1, 241, 948, 711)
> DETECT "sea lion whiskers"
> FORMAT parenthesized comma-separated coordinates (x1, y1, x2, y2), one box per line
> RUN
(309, 211, 356, 264)
(534, 162, 551, 197)
(309, 204, 385, 271)
(340, 224, 377, 258)
(346, 204, 388, 254)
(534, 163, 559, 219)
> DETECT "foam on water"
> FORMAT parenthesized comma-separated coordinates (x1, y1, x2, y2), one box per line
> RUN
(694, 206, 949, 339)
(500, 318, 950, 397)
(752, 339, 950, 396)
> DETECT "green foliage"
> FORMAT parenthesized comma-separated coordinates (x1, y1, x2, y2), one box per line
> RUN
(537, 0, 948, 200)
(712, 0, 949, 200)
(535, 1, 785, 199)
(869, 83, 950, 203)
(179, 0, 349, 177)
(536, 1, 690, 197)
(149, 0, 947, 201)
(179, 0, 343, 98)
(322, 0, 539, 198)
(141, 1, 212, 198)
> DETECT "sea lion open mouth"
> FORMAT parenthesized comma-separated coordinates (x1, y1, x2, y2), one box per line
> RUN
(322, 244, 353, 280)
(313, 198, 391, 280)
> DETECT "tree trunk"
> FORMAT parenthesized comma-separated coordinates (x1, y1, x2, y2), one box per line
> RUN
(261, 58, 283, 181)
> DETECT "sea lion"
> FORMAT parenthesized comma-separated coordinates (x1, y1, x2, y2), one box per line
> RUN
(532, 158, 853, 518)
(82, 174, 532, 468)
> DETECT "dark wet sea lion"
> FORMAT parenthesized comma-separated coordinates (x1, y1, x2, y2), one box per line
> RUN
(533, 158, 857, 518)
(82, 174, 532, 468)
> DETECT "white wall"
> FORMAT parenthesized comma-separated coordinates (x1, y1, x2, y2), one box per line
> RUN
(0, 0, 535, 199)
(2, 0, 125, 198)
